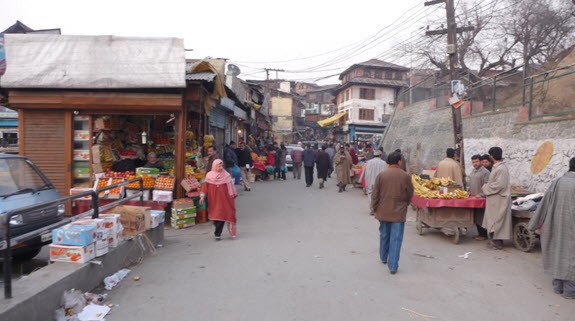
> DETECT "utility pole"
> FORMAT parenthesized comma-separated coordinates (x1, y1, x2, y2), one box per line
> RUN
(264, 68, 285, 80)
(425, 0, 473, 185)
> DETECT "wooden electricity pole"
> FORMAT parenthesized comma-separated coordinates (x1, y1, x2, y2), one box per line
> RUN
(425, 0, 473, 184)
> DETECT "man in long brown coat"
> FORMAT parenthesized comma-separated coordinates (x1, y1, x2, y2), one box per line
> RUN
(371, 151, 414, 274)
(481, 146, 512, 250)
(334, 145, 352, 192)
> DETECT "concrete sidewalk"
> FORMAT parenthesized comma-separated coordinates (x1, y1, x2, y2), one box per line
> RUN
(100, 177, 571, 321)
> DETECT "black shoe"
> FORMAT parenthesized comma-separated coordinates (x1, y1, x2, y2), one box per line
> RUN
(338, 187, 343, 192)
(245, 187, 251, 191)
(382, 261, 387, 265)
(215, 236, 221, 241)
(390, 270, 397, 275)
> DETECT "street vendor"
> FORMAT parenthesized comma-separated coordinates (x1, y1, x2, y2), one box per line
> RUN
(468, 154, 490, 241)
(435, 148, 463, 186)
(144, 152, 164, 170)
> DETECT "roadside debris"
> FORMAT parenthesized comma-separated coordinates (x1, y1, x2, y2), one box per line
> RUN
(458, 252, 472, 259)
(54, 289, 110, 321)
(401, 307, 437, 319)
(413, 253, 435, 259)
(103, 268, 131, 290)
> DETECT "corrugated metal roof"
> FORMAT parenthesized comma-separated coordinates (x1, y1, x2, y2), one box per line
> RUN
(185, 72, 216, 81)
(348, 77, 409, 87)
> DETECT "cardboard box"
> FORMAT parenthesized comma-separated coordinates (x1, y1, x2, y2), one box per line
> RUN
(151, 210, 165, 224)
(52, 224, 97, 246)
(152, 190, 173, 202)
(50, 243, 96, 264)
(171, 212, 196, 220)
(73, 218, 106, 241)
(98, 214, 121, 231)
(111, 205, 152, 235)
(171, 207, 196, 216)
(150, 212, 160, 228)
(136, 167, 160, 177)
(171, 217, 195, 229)
(95, 239, 109, 257)
(73, 130, 90, 141)
(172, 198, 195, 209)
(73, 149, 90, 161)
(107, 226, 123, 248)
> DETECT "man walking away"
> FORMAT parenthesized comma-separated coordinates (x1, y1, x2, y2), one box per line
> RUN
(279, 143, 287, 180)
(363, 150, 388, 215)
(315, 145, 331, 189)
(371, 151, 413, 274)
(481, 146, 512, 250)
(274, 142, 283, 180)
(325, 143, 336, 178)
(302, 144, 316, 187)
(291, 142, 304, 179)
(435, 147, 463, 186)
(528, 157, 575, 299)
(334, 144, 353, 192)
(223, 141, 239, 175)
(468, 154, 490, 240)
(236, 141, 253, 191)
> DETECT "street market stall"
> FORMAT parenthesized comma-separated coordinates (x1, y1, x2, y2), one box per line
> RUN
(410, 174, 485, 244)
(411, 194, 486, 244)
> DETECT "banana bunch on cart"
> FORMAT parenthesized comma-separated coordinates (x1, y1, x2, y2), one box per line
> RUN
(411, 174, 469, 199)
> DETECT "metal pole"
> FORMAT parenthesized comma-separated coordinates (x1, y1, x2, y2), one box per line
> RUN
(492, 75, 497, 111)
(3, 215, 13, 298)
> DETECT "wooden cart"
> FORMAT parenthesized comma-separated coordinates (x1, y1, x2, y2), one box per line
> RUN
(411, 195, 486, 244)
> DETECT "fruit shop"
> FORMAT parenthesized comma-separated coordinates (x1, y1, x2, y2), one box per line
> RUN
(1, 35, 228, 217)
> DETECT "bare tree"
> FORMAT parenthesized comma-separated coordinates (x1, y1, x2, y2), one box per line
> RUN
(505, 0, 575, 69)
(414, 0, 575, 77)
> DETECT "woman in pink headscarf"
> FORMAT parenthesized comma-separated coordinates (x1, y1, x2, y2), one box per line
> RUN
(199, 159, 238, 240)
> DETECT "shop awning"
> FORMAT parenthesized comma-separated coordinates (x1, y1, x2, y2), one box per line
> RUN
(317, 112, 347, 127)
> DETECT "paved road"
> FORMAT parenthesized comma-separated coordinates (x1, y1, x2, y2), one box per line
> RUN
(104, 177, 571, 321)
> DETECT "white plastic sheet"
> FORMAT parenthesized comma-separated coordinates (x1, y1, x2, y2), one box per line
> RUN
(1, 34, 185, 89)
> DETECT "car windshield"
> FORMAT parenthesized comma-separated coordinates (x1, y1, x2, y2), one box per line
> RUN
(0, 158, 51, 197)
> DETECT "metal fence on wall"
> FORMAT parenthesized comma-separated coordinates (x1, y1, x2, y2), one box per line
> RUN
(399, 63, 575, 121)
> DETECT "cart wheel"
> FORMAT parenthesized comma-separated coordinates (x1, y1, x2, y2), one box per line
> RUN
(452, 228, 461, 244)
(513, 222, 536, 252)
(416, 209, 423, 235)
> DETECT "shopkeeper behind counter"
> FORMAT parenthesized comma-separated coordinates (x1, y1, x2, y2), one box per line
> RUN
(144, 152, 164, 170)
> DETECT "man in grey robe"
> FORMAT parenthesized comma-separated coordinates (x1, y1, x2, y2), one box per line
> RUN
(481, 146, 512, 249)
(468, 154, 490, 240)
(361, 150, 388, 215)
(528, 157, 575, 299)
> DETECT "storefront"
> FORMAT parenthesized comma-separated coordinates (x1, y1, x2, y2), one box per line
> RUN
(1, 34, 226, 204)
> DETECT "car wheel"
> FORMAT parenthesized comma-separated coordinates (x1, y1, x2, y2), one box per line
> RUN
(12, 247, 42, 261)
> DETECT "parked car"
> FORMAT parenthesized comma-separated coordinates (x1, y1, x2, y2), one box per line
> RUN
(285, 144, 300, 170)
(0, 154, 65, 260)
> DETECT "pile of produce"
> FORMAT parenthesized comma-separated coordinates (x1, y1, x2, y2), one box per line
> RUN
(125, 174, 155, 189)
(411, 174, 469, 199)
(105, 170, 134, 178)
(154, 176, 175, 190)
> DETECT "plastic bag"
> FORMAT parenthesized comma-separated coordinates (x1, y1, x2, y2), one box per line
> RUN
(103, 268, 131, 290)
(61, 288, 86, 316)
(231, 165, 241, 178)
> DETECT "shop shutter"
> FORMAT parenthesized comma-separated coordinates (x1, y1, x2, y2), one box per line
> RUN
(210, 106, 226, 129)
(22, 110, 68, 195)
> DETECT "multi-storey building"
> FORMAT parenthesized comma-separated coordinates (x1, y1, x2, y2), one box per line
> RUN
(333, 59, 408, 142)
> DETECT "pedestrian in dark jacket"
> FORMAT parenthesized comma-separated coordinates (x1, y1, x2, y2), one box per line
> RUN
(302, 144, 317, 187)
(224, 141, 239, 174)
(235, 142, 254, 191)
(273, 142, 284, 180)
(316, 145, 331, 189)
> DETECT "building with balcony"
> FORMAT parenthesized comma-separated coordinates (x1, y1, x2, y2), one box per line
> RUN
(333, 59, 408, 142)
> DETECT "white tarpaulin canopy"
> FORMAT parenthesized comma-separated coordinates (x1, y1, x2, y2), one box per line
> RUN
(0, 34, 186, 89)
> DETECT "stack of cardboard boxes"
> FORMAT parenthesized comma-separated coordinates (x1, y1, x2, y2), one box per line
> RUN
(171, 198, 196, 229)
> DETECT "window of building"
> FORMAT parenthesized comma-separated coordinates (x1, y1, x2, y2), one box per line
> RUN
(363, 69, 371, 77)
(358, 109, 374, 121)
(375, 70, 382, 79)
(345, 89, 350, 101)
(395, 72, 403, 80)
(385, 71, 393, 80)
(359, 88, 375, 100)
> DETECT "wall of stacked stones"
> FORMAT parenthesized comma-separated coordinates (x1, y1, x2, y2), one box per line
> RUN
(382, 99, 575, 192)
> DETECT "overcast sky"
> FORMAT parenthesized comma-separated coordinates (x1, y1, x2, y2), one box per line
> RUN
(1, 0, 447, 85)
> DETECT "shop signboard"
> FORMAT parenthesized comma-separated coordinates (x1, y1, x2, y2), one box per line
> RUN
(0, 34, 5, 76)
